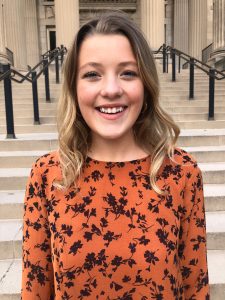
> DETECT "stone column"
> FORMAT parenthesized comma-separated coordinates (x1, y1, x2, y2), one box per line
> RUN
(55, 0, 79, 49)
(207, 0, 213, 46)
(140, 0, 164, 49)
(0, 0, 8, 63)
(188, 0, 207, 59)
(25, 0, 39, 67)
(4, 0, 27, 69)
(174, 0, 189, 53)
(212, 0, 225, 51)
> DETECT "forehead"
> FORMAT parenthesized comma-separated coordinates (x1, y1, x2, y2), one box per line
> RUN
(78, 34, 136, 64)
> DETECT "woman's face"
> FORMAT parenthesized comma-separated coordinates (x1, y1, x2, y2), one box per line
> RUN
(76, 34, 144, 143)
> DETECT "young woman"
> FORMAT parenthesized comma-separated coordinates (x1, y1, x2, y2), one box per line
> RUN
(21, 11, 210, 300)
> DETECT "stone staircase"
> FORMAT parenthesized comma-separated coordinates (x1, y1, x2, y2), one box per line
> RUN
(0, 67, 225, 299)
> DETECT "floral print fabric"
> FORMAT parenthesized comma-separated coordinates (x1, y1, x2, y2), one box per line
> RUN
(21, 148, 210, 299)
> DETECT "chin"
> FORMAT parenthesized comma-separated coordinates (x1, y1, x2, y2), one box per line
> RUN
(95, 130, 128, 141)
(100, 134, 124, 140)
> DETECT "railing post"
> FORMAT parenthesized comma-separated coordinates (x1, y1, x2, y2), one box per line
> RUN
(166, 52, 169, 73)
(163, 44, 166, 73)
(189, 58, 195, 99)
(208, 68, 215, 120)
(43, 59, 51, 102)
(31, 71, 40, 124)
(178, 54, 181, 73)
(2, 63, 16, 138)
(172, 49, 176, 81)
(55, 54, 59, 83)
(60, 45, 64, 66)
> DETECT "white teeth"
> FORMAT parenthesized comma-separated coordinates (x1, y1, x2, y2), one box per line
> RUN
(99, 106, 125, 114)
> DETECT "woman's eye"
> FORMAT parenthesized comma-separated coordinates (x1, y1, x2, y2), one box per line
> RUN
(82, 71, 100, 79)
(121, 71, 138, 78)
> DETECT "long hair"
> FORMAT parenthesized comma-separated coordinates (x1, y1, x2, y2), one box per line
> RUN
(56, 10, 180, 194)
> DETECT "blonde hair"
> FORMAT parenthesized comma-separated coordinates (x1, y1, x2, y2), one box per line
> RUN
(57, 10, 180, 194)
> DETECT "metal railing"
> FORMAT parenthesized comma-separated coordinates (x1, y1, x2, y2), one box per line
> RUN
(202, 43, 213, 64)
(0, 45, 67, 138)
(5, 47, 14, 66)
(154, 44, 225, 121)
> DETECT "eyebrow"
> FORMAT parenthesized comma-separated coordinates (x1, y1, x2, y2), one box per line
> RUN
(79, 61, 138, 71)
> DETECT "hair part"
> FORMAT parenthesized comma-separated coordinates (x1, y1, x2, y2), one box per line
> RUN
(56, 10, 180, 194)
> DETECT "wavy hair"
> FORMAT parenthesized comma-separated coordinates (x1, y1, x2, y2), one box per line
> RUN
(56, 10, 180, 194)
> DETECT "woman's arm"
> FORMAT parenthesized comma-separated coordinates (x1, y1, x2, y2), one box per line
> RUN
(179, 163, 210, 299)
(21, 163, 54, 300)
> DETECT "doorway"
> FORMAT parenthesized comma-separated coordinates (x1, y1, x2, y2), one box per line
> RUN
(47, 27, 56, 60)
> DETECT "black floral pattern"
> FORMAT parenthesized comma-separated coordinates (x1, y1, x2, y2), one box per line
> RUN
(21, 148, 210, 299)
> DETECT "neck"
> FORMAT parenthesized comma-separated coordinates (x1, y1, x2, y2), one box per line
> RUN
(88, 132, 149, 162)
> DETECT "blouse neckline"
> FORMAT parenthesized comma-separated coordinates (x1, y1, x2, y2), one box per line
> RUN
(86, 154, 151, 164)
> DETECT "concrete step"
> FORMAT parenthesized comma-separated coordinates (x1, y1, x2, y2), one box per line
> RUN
(177, 120, 225, 129)
(0, 84, 54, 92)
(0, 116, 56, 125)
(160, 89, 225, 95)
(164, 106, 225, 113)
(0, 85, 61, 91)
(0, 87, 60, 93)
(160, 99, 225, 106)
(199, 162, 225, 184)
(0, 250, 224, 300)
(0, 92, 59, 101)
(207, 250, 225, 299)
(178, 129, 225, 147)
(1, 146, 225, 168)
(0, 96, 58, 102)
(0, 102, 57, 110)
(0, 108, 57, 118)
(0, 258, 21, 300)
(0, 133, 58, 151)
(0, 150, 49, 167)
(160, 73, 215, 79)
(160, 82, 225, 88)
(171, 113, 225, 121)
(0, 124, 57, 134)
(0, 129, 225, 151)
(0, 91, 59, 99)
(0, 191, 24, 219)
(159, 75, 212, 80)
(0, 220, 22, 260)
(206, 211, 225, 250)
(0, 168, 30, 190)
(204, 184, 225, 211)
(5, 82, 59, 88)
(183, 146, 225, 162)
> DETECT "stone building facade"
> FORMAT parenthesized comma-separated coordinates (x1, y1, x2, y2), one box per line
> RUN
(0, 0, 224, 70)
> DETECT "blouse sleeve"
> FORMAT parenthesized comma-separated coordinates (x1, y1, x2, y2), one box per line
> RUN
(21, 163, 54, 300)
(178, 163, 210, 299)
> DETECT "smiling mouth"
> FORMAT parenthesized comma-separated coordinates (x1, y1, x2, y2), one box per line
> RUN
(96, 106, 127, 114)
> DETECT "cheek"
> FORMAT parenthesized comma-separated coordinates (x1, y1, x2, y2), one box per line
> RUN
(129, 84, 144, 106)
(77, 83, 98, 107)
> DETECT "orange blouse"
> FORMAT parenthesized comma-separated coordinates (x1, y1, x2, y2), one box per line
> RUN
(21, 147, 210, 299)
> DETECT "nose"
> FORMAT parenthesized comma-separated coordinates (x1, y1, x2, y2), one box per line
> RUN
(100, 75, 123, 99)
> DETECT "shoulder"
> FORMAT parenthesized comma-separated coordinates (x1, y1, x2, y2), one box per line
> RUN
(30, 150, 61, 181)
(33, 150, 60, 169)
(169, 147, 198, 168)
(162, 146, 202, 179)
(169, 147, 202, 183)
